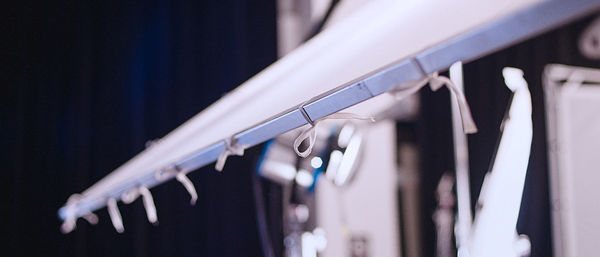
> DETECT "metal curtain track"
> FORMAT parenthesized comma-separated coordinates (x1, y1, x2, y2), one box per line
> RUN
(59, 0, 600, 221)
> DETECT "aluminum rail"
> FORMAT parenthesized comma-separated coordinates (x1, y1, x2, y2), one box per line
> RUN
(59, 0, 600, 221)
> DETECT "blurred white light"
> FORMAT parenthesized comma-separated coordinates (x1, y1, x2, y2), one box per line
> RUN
(262, 160, 297, 184)
(311, 156, 323, 169)
(312, 227, 328, 252)
(335, 132, 362, 186)
(337, 124, 355, 148)
(302, 232, 318, 257)
(294, 204, 310, 223)
(301, 227, 328, 257)
(296, 170, 314, 187)
(325, 150, 343, 181)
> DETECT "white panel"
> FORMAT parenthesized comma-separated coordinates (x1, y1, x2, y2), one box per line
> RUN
(556, 86, 600, 257)
(316, 121, 400, 257)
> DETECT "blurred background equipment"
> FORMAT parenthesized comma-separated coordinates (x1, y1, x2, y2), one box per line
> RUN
(315, 120, 402, 257)
(256, 117, 405, 257)
(544, 64, 600, 257)
(433, 173, 455, 257)
(468, 67, 533, 257)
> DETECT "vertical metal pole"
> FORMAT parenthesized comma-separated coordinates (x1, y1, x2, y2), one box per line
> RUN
(449, 62, 473, 251)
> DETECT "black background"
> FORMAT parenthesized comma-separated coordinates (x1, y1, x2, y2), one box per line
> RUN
(2, 1, 277, 256)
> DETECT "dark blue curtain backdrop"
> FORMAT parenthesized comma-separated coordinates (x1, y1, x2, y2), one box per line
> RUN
(2, 1, 277, 256)
(418, 14, 600, 257)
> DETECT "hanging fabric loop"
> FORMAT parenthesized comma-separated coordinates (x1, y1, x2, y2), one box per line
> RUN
(60, 194, 81, 234)
(60, 213, 77, 234)
(293, 124, 319, 158)
(107, 198, 124, 233)
(176, 172, 198, 205)
(215, 137, 245, 171)
(159, 165, 197, 205)
(60, 214, 77, 234)
(60, 194, 99, 234)
(293, 104, 375, 158)
(391, 72, 478, 134)
(82, 212, 99, 225)
(121, 188, 140, 204)
(118, 185, 158, 224)
(138, 186, 158, 224)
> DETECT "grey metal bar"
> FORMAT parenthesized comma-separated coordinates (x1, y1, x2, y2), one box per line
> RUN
(416, 0, 600, 74)
(236, 109, 309, 146)
(363, 59, 425, 96)
(58, 0, 600, 221)
(303, 81, 374, 121)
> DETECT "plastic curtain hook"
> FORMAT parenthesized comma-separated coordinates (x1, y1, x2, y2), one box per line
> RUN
(138, 186, 158, 224)
(390, 72, 478, 134)
(215, 137, 245, 172)
(176, 172, 198, 205)
(293, 107, 375, 158)
(107, 198, 125, 233)
(60, 194, 99, 234)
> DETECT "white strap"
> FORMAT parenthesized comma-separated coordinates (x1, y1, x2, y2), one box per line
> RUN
(82, 212, 99, 225)
(155, 165, 197, 205)
(60, 216, 77, 234)
(391, 73, 478, 134)
(121, 188, 140, 204)
(60, 194, 98, 234)
(293, 110, 375, 158)
(138, 186, 158, 224)
(107, 198, 124, 233)
(61, 211, 98, 234)
(215, 137, 245, 171)
(119, 186, 159, 224)
(60, 194, 81, 234)
(60, 215, 77, 234)
(293, 124, 319, 158)
(176, 172, 198, 205)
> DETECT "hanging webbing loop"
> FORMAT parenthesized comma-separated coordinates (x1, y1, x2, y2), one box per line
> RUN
(215, 137, 245, 171)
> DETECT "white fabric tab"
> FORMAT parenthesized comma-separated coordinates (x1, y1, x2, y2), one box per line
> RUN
(60, 194, 98, 234)
(121, 188, 140, 204)
(156, 165, 197, 205)
(138, 186, 158, 224)
(107, 198, 124, 233)
(215, 137, 245, 171)
(60, 215, 77, 234)
(176, 172, 198, 205)
(293, 110, 375, 158)
(60, 194, 81, 234)
(82, 212, 99, 225)
(391, 72, 478, 134)
(293, 124, 319, 158)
